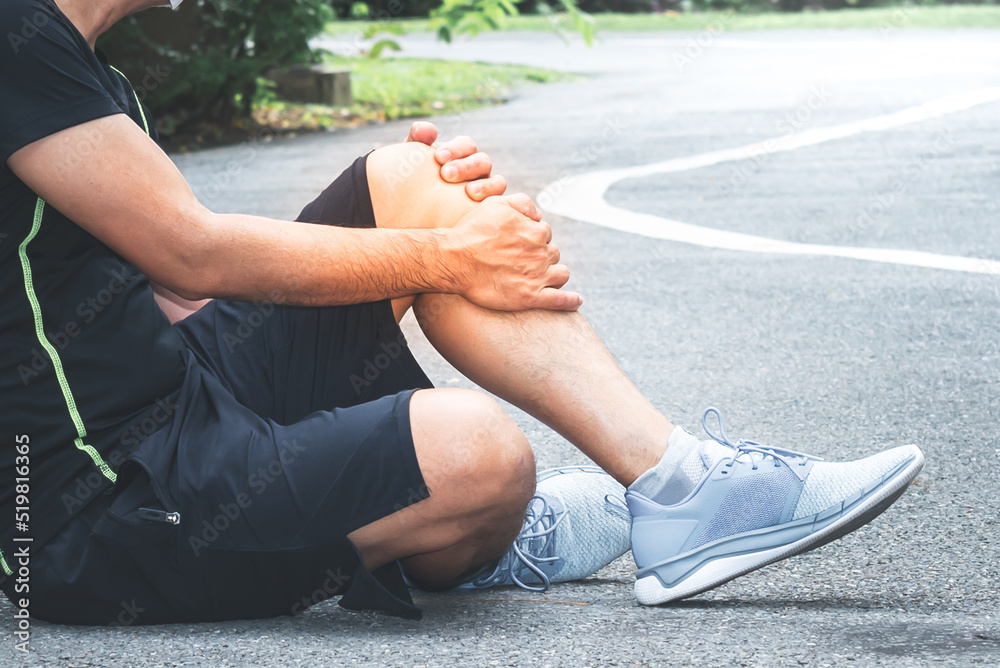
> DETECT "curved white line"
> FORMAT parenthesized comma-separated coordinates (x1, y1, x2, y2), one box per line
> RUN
(541, 87, 1000, 275)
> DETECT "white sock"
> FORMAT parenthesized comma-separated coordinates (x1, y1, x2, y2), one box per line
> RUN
(629, 427, 731, 506)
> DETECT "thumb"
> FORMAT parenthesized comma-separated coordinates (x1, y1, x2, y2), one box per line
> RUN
(530, 288, 583, 312)
(406, 121, 438, 146)
(502, 193, 542, 222)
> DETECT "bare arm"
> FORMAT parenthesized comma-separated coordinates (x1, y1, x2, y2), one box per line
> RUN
(8, 114, 580, 311)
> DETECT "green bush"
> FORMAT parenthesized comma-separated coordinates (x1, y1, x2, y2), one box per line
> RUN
(100, 0, 334, 137)
(329, 0, 442, 18)
(431, 0, 595, 43)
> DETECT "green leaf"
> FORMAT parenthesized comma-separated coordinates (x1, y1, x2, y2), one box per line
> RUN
(350, 2, 370, 19)
(368, 39, 402, 59)
(362, 22, 405, 40)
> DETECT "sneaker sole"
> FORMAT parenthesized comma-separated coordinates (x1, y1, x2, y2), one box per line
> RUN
(634, 445, 924, 606)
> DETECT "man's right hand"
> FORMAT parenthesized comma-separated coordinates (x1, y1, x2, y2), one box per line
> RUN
(444, 195, 583, 312)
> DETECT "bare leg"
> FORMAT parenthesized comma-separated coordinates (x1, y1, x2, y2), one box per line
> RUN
(367, 143, 674, 486)
(348, 388, 535, 587)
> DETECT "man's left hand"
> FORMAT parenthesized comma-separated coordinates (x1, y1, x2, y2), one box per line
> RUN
(406, 121, 510, 204)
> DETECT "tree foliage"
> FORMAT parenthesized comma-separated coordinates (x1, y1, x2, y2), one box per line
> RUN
(101, 0, 598, 137)
(430, 0, 595, 45)
(101, 0, 334, 135)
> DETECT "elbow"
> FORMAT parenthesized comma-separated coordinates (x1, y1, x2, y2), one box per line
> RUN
(157, 209, 223, 301)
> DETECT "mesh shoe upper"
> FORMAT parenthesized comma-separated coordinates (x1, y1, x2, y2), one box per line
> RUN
(792, 447, 915, 520)
(459, 466, 631, 591)
(627, 408, 922, 573)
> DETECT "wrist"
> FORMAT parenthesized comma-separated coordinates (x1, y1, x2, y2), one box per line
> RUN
(425, 227, 467, 295)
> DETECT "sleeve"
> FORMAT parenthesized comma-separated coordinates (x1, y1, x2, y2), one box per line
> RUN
(0, 0, 125, 164)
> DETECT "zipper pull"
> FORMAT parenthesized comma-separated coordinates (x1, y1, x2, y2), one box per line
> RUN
(139, 507, 181, 525)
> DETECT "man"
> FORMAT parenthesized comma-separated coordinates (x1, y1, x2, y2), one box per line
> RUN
(0, 0, 924, 625)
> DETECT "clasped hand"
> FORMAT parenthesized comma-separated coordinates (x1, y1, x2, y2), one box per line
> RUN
(405, 122, 582, 312)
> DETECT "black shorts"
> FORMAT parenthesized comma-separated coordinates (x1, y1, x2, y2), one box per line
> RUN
(21, 154, 435, 625)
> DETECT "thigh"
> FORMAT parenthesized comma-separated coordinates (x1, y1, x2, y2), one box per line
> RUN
(175, 298, 432, 425)
(174, 153, 433, 425)
(22, 372, 430, 625)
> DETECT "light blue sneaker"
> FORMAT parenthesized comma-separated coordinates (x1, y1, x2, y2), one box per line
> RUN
(458, 466, 632, 591)
(628, 408, 925, 606)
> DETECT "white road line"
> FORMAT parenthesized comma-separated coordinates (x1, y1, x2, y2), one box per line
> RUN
(541, 88, 1000, 275)
(601, 37, 1000, 51)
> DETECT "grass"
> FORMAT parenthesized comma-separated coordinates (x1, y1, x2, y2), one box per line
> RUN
(334, 56, 570, 119)
(252, 5, 998, 137)
(252, 58, 572, 132)
(325, 5, 1000, 36)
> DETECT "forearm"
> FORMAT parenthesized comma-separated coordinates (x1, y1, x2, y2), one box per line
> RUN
(172, 213, 458, 306)
(10, 116, 576, 313)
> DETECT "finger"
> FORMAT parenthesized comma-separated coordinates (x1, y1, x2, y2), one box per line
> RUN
(532, 287, 583, 312)
(537, 221, 553, 244)
(503, 193, 541, 221)
(545, 263, 570, 289)
(435, 135, 478, 164)
(406, 121, 438, 146)
(467, 174, 507, 201)
(441, 152, 492, 182)
(547, 243, 561, 266)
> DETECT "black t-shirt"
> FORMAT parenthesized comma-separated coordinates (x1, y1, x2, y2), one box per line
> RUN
(0, 0, 188, 576)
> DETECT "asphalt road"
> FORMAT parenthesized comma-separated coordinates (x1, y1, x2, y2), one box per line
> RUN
(4, 27, 1000, 667)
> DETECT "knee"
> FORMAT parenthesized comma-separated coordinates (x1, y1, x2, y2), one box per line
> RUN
(460, 391, 536, 507)
(366, 142, 440, 195)
(366, 143, 475, 229)
(412, 388, 535, 512)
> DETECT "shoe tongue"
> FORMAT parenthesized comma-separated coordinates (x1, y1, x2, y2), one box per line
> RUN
(699, 439, 734, 470)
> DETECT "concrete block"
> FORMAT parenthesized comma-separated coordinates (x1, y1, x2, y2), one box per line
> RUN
(267, 66, 352, 106)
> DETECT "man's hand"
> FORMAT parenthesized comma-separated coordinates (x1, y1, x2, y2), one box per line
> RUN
(406, 121, 513, 207)
(444, 194, 582, 312)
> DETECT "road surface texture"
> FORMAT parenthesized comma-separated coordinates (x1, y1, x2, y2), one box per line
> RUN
(4, 25, 999, 667)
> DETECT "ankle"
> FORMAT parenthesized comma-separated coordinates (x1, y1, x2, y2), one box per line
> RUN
(628, 426, 706, 504)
